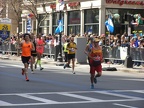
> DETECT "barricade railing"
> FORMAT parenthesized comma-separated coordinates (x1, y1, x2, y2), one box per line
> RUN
(0, 42, 12, 54)
(102, 46, 144, 63)
(0, 42, 55, 58)
(1, 43, 144, 63)
(43, 43, 55, 58)
(130, 47, 144, 62)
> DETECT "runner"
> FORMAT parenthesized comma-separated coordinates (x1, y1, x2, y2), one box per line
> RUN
(19, 33, 35, 81)
(63, 36, 77, 74)
(88, 38, 103, 89)
(30, 34, 37, 73)
(84, 37, 93, 64)
(35, 34, 45, 70)
(63, 39, 71, 67)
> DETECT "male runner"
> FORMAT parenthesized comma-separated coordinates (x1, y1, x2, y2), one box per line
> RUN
(64, 36, 77, 74)
(30, 34, 37, 73)
(20, 33, 35, 81)
(88, 38, 103, 89)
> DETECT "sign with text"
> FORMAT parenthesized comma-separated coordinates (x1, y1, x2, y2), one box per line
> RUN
(106, 0, 144, 6)
(0, 18, 11, 40)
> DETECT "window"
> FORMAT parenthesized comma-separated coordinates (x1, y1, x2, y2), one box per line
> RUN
(67, 11, 81, 35)
(39, 14, 49, 27)
(39, 14, 49, 35)
(68, 11, 80, 24)
(84, 9, 99, 34)
(85, 9, 99, 23)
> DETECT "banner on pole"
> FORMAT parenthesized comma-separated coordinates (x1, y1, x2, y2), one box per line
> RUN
(0, 18, 11, 40)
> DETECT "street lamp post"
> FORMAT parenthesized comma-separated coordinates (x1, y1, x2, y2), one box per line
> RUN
(57, 10, 63, 62)
(56, 0, 64, 65)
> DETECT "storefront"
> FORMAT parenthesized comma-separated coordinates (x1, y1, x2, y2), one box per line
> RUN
(105, 0, 144, 35)
(21, 0, 144, 36)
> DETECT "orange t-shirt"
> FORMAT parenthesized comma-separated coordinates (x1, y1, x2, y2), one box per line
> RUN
(21, 42, 32, 57)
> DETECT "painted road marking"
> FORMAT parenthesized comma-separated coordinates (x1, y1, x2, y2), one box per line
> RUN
(0, 90, 144, 106)
(57, 93, 103, 102)
(17, 94, 57, 104)
(113, 103, 138, 108)
(0, 100, 12, 106)
(94, 91, 143, 99)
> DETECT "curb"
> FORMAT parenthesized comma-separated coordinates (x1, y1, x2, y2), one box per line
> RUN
(117, 68, 144, 73)
(1, 56, 144, 73)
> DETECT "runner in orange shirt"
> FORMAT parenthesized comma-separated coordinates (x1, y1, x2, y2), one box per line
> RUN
(19, 33, 35, 81)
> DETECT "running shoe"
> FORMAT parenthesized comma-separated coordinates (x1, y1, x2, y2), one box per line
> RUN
(94, 76, 97, 84)
(63, 64, 67, 69)
(91, 84, 94, 89)
(72, 70, 75, 74)
(26, 78, 29, 81)
(22, 69, 24, 75)
(40, 67, 44, 71)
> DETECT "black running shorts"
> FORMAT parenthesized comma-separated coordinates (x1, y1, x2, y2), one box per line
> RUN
(67, 54, 75, 60)
(21, 56, 31, 64)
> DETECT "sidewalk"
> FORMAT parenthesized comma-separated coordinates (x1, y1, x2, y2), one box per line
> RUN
(0, 54, 144, 73)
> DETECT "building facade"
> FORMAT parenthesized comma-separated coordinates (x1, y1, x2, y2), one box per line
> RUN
(21, 0, 144, 36)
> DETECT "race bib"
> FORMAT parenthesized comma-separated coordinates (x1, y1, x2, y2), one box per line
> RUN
(93, 56, 100, 61)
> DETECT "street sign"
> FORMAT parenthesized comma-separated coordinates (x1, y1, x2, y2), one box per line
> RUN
(0, 18, 11, 40)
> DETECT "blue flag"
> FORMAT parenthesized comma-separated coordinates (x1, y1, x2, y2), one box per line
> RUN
(55, 19, 63, 34)
(88, 26, 93, 34)
(105, 16, 114, 33)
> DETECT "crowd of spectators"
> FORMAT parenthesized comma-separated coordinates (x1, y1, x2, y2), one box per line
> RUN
(0, 32, 144, 66)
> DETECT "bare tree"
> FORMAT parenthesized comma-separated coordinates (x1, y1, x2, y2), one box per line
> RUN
(22, 0, 50, 36)
(8, 0, 23, 56)
(0, 0, 7, 17)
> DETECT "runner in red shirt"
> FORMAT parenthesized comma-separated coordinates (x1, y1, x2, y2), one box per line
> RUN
(35, 34, 46, 70)
(88, 38, 103, 89)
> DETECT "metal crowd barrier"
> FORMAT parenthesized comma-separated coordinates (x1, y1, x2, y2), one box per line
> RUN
(0, 42, 55, 58)
(1, 42, 144, 63)
(0, 42, 13, 54)
(102, 46, 144, 63)
(102, 46, 121, 60)
(43, 43, 55, 58)
(130, 47, 144, 62)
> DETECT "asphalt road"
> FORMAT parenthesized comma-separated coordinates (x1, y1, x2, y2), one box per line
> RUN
(0, 60, 144, 108)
